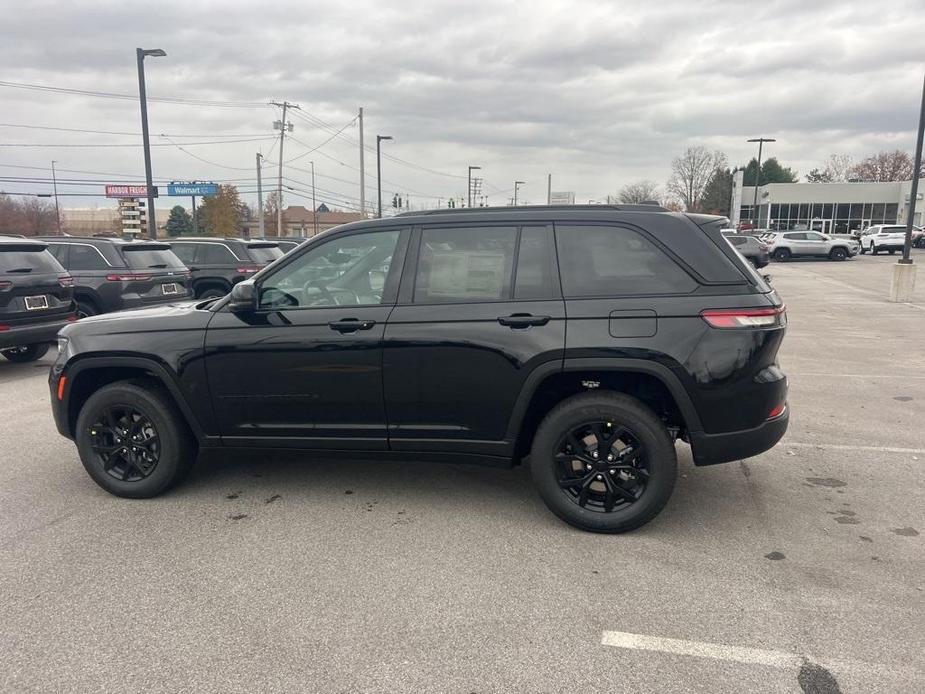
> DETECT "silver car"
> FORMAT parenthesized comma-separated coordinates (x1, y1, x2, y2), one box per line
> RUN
(766, 231, 859, 262)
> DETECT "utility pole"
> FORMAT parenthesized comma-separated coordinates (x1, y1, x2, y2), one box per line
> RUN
(890, 73, 924, 302)
(377, 135, 392, 218)
(191, 196, 197, 234)
(136, 47, 166, 239)
(310, 160, 318, 236)
(50, 160, 61, 234)
(468, 165, 481, 207)
(746, 137, 776, 229)
(514, 181, 525, 206)
(256, 152, 265, 238)
(358, 107, 366, 218)
(547, 173, 552, 204)
(271, 100, 299, 237)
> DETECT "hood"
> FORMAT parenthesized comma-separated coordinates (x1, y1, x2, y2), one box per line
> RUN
(60, 300, 210, 338)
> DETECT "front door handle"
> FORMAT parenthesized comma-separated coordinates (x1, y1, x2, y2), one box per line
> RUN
(497, 313, 550, 328)
(329, 318, 376, 333)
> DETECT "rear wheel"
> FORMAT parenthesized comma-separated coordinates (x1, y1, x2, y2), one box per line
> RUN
(772, 248, 791, 261)
(829, 247, 848, 261)
(1, 343, 50, 363)
(871, 244, 879, 255)
(75, 300, 98, 319)
(75, 381, 196, 498)
(530, 392, 677, 533)
(859, 245, 866, 254)
(889, 249, 896, 255)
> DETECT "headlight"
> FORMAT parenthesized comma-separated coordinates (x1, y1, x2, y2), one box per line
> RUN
(57, 336, 69, 354)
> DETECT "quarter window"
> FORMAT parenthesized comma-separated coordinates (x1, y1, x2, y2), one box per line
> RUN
(68, 244, 109, 270)
(170, 243, 197, 265)
(415, 226, 517, 303)
(555, 224, 696, 297)
(197, 244, 238, 265)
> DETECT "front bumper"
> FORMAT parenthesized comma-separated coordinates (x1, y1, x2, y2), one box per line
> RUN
(688, 407, 789, 466)
(0, 317, 71, 350)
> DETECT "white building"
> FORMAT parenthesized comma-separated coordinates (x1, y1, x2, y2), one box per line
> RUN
(739, 179, 924, 234)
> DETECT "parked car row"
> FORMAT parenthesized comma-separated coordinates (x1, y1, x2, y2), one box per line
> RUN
(0, 234, 298, 361)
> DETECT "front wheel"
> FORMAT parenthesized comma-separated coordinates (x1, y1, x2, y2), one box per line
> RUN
(75, 381, 196, 498)
(1, 343, 50, 363)
(530, 392, 677, 533)
(772, 248, 791, 261)
(829, 247, 848, 261)
(871, 244, 878, 255)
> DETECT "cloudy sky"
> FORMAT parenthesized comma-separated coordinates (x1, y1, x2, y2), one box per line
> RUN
(2, 0, 924, 213)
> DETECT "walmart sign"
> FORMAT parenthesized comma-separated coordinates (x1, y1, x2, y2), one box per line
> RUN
(166, 183, 218, 196)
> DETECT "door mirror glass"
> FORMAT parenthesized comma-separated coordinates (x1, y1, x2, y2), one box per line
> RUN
(227, 281, 255, 312)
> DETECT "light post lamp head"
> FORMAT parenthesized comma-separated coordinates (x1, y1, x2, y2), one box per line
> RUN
(141, 48, 167, 58)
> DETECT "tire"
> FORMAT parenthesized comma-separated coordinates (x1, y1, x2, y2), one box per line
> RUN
(2, 343, 50, 363)
(859, 245, 866, 254)
(530, 392, 677, 533)
(889, 249, 896, 255)
(871, 244, 878, 255)
(75, 299, 98, 319)
(198, 287, 228, 300)
(75, 380, 197, 498)
(829, 247, 847, 261)
(772, 248, 791, 261)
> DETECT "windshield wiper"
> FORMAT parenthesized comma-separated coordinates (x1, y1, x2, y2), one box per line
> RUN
(6, 267, 33, 273)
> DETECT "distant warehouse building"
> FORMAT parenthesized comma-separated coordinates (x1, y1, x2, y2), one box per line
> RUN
(737, 178, 924, 234)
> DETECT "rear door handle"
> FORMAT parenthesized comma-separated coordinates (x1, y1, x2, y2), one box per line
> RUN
(497, 313, 550, 328)
(329, 318, 376, 333)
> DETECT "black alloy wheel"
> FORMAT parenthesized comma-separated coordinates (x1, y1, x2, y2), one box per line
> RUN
(830, 247, 847, 261)
(773, 248, 790, 261)
(87, 405, 161, 482)
(555, 421, 649, 513)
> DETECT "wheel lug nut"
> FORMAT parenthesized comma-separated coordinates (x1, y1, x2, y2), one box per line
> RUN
(585, 464, 592, 470)
(596, 474, 603, 480)
(591, 451, 598, 459)
(609, 469, 616, 474)
(607, 454, 614, 461)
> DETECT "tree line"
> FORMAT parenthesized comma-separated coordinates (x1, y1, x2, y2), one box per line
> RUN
(616, 147, 924, 216)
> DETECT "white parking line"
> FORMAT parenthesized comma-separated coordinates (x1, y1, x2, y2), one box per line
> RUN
(784, 442, 925, 454)
(787, 372, 925, 379)
(601, 631, 800, 668)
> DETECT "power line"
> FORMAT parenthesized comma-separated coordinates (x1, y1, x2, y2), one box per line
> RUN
(0, 123, 273, 138)
(0, 80, 267, 108)
(0, 136, 277, 148)
(281, 115, 358, 164)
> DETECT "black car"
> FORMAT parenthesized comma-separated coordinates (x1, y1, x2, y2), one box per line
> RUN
(39, 237, 191, 318)
(1, 237, 75, 362)
(250, 237, 306, 253)
(50, 206, 788, 533)
(167, 238, 283, 299)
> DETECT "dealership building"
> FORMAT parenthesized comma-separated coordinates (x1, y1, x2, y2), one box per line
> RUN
(735, 178, 925, 234)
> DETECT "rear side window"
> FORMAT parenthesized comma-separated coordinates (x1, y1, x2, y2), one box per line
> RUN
(0, 249, 63, 274)
(122, 247, 185, 269)
(170, 243, 197, 264)
(68, 244, 110, 270)
(728, 236, 747, 247)
(197, 244, 238, 265)
(784, 233, 806, 240)
(415, 226, 516, 303)
(246, 245, 284, 263)
(555, 224, 696, 297)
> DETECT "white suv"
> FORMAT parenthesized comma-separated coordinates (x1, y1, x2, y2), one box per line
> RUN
(766, 231, 859, 262)
(859, 225, 907, 255)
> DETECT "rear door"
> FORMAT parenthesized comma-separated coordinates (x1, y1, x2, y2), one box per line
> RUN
(383, 223, 565, 456)
(782, 232, 808, 255)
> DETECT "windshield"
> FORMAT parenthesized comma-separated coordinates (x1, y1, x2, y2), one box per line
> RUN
(0, 249, 63, 274)
(246, 245, 284, 264)
(122, 247, 186, 269)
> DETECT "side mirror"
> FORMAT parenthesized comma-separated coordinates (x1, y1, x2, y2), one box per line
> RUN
(227, 281, 256, 313)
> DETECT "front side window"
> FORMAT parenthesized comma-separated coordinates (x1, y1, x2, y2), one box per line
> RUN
(556, 224, 696, 297)
(415, 226, 517, 303)
(259, 230, 401, 309)
(805, 233, 826, 241)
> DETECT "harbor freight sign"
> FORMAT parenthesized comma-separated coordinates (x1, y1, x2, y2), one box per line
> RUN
(167, 183, 218, 197)
(105, 184, 157, 198)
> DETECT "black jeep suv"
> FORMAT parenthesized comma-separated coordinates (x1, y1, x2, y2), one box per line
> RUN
(167, 238, 283, 299)
(1, 237, 75, 362)
(50, 206, 789, 532)
(39, 237, 190, 318)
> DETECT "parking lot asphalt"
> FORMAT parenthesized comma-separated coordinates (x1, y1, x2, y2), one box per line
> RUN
(1, 251, 923, 693)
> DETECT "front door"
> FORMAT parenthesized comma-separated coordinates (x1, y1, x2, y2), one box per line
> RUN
(204, 227, 408, 449)
(383, 224, 565, 457)
(803, 231, 829, 254)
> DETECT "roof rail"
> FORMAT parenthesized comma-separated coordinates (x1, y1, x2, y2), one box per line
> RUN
(397, 203, 670, 217)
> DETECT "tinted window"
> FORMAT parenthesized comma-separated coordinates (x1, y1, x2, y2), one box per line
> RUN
(784, 233, 807, 240)
(260, 230, 400, 309)
(0, 249, 63, 274)
(514, 226, 556, 299)
(197, 244, 238, 264)
(415, 226, 516, 303)
(556, 224, 696, 297)
(245, 245, 284, 263)
(170, 243, 197, 264)
(805, 233, 826, 241)
(68, 244, 110, 270)
(47, 243, 68, 263)
(122, 247, 185, 269)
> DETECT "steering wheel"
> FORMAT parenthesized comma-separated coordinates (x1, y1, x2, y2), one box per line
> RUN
(302, 281, 360, 306)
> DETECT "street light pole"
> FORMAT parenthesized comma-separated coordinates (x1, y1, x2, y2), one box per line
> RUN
(514, 181, 525, 206)
(746, 137, 775, 230)
(256, 153, 265, 238)
(136, 47, 166, 239)
(377, 135, 392, 218)
(901, 75, 925, 265)
(468, 166, 481, 208)
(50, 160, 61, 234)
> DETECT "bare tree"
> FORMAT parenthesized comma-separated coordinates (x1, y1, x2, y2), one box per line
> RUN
(0, 195, 56, 236)
(617, 180, 661, 204)
(667, 147, 727, 212)
(806, 153, 854, 182)
(849, 150, 921, 182)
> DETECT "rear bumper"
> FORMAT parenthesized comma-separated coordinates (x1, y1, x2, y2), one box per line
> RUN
(0, 317, 71, 350)
(689, 408, 789, 466)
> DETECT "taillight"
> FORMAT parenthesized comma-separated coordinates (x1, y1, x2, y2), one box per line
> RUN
(58, 275, 75, 288)
(758, 244, 768, 251)
(105, 273, 152, 281)
(0, 281, 11, 291)
(67, 314, 78, 322)
(236, 266, 260, 274)
(767, 402, 786, 419)
(701, 305, 786, 329)
(0, 324, 8, 332)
